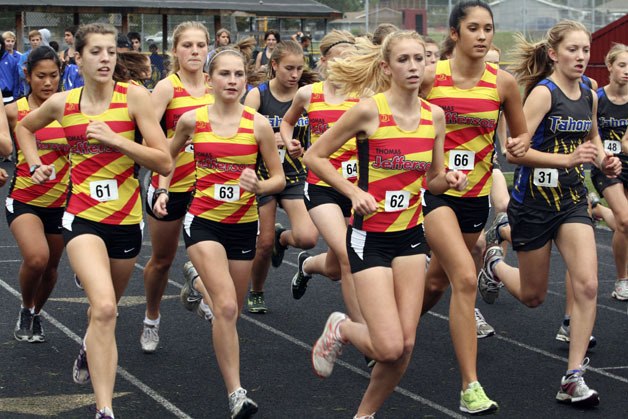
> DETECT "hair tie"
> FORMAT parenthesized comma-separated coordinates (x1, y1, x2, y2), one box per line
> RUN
(321, 41, 355, 57)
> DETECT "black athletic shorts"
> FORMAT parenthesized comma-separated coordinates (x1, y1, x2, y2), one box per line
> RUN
(304, 183, 352, 217)
(422, 191, 490, 233)
(5, 198, 64, 235)
(258, 182, 304, 207)
(346, 224, 429, 274)
(145, 185, 192, 221)
(508, 199, 592, 252)
(182, 213, 258, 261)
(590, 165, 628, 196)
(61, 213, 143, 259)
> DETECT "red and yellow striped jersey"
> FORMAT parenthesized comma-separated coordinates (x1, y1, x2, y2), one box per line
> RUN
(352, 93, 434, 232)
(62, 82, 142, 225)
(427, 60, 500, 198)
(9, 97, 70, 207)
(188, 105, 259, 223)
(306, 81, 359, 186)
(151, 73, 215, 192)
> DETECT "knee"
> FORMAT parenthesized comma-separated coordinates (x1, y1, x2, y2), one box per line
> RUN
(90, 301, 118, 325)
(616, 215, 628, 235)
(149, 255, 174, 273)
(292, 231, 318, 250)
(425, 274, 449, 295)
(256, 235, 274, 257)
(452, 273, 478, 296)
(23, 254, 49, 273)
(579, 278, 598, 301)
(521, 294, 545, 308)
(214, 299, 239, 322)
(373, 337, 404, 363)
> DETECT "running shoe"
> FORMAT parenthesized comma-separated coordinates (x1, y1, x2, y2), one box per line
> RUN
(485, 212, 508, 246)
(181, 261, 203, 311)
(271, 223, 287, 268)
(30, 314, 45, 343)
(14, 307, 33, 342)
(353, 414, 375, 419)
(196, 300, 214, 324)
(73, 273, 83, 290)
(474, 308, 495, 339)
(312, 312, 347, 378)
(140, 322, 159, 353)
(478, 246, 504, 304)
(95, 407, 115, 419)
(555, 321, 597, 349)
(611, 279, 628, 301)
(228, 387, 258, 419)
(556, 358, 599, 407)
(459, 381, 499, 415)
(291, 251, 312, 300)
(246, 291, 267, 314)
(72, 340, 90, 384)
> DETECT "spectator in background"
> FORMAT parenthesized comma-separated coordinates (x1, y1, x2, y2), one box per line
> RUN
(2, 31, 21, 58)
(255, 29, 280, 72)
(117, 33, 131, 52)
(18, 30, 42, 97)
(0, 36, 20, 104)
(204, 28, 231, 72)
(63, 26, 77, 65)
(49, 41, 59, 53)
(292, 32, 316, 69)
(148, 43, 165, 79)
(128, 31, 142, 52)
(39, 28, 51, 47)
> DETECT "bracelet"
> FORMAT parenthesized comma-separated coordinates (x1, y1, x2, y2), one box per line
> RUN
(154, 188, 169, 198)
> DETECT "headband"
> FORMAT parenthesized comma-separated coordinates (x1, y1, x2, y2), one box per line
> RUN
(208, 49, 243, 68)
(320, 40, 355, 57)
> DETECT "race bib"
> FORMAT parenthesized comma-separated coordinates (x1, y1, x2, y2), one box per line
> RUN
(278, 148, 286, 163)
(342, 160, 358, 179)
(90, 179, 119, 202)
(449, 150, 475, 171)
(384, 190, 410, 212)
(533, 168, 558, 188)
(604, 140, 621, 155)
(214, 184, 240, 202)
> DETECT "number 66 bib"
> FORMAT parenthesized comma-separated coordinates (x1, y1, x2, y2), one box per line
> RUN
(449, 150, 475, 171)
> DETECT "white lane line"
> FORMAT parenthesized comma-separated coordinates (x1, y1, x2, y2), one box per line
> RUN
(0, 278, 192, 419)
(133, 263, 465, 418)
(428, 312, 628, 384)
(0, 259, 22, 263)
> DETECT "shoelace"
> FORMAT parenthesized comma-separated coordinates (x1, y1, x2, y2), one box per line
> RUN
(229, 388, 247, 410)
(474, 310, 488, 326)
(320, 330, 342, 360)
(469, 385, 490, 403)
(143, 325, 158, 340)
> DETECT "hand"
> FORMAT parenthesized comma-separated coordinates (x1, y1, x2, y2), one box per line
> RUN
(601, 153, 621, 178)
(85, 120, 117, 147)
(0, 168, 8, 187)
(350, 188, 378, 216)
(152, 193, 169, 218)
(31, 164, 54, 185)
(445, 170, 468, 191)
(240, 168, 260, 194)
(506, 136, 526, 158)
(568, 142, 597, 167)
(286, 139, 304, 159)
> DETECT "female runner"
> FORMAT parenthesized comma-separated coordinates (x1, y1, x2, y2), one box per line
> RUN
(305, 31, 466, 418)
(7, 46, 69, 344)
(141, 21, 214, 353)
(168, 46, 284, 418)
(479, 20, 620, 407)
(419, 1, 529, 414)
(16, 23, 171, 419)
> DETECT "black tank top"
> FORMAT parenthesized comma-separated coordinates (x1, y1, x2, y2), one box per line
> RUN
(512, 79, 592, 211)
(255, 81, 309, 184)
(593, 86, 628, 178)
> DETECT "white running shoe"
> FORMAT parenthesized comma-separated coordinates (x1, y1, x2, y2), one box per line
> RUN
(140, 322, 160, 353)
(228, 387, 258, 419)
(475, 308, 495, 338)
(312, 312, 347, 378)
(611, 279, 628, 301)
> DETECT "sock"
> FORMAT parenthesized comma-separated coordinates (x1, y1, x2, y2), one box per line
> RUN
(144, 315, 160, 326)
(302, 257, 312, 275)
(566, 368, 581, 378)
(488, 259, 501, 278)
(229, 387, 245, 398)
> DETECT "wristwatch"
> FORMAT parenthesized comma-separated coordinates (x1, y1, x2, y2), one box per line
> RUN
(29, 164, 41, 175)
